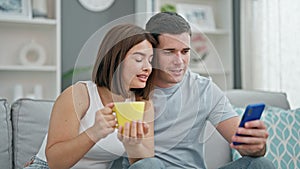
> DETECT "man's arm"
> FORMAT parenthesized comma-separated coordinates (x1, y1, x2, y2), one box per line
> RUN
(216, 116, 268, 157)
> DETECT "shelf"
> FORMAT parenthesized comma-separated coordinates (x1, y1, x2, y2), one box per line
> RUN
(0, 65, 56, 71)
(0, 0, 61, 102)
(0, 17, 56, 25)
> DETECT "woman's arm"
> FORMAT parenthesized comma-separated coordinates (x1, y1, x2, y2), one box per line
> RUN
(45, 84, 116, 169)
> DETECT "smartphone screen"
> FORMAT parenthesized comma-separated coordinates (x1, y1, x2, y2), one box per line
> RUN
(233, 103, 265, 145)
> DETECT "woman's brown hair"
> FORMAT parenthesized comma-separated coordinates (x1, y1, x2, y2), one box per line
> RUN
(92, 24, 157, 100)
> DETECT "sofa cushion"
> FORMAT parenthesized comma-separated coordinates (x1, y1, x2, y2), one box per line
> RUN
(11, 99, 54, 169)
(226, 90, 290, 110)
(0, 99, 13, 169)
(231, 106, 300, 169)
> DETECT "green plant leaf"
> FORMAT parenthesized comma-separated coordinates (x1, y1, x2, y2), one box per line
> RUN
(62, 65, 93, 80)
(161, 4, 176, 13)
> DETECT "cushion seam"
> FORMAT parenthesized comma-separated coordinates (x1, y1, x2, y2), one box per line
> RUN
(5, 101, 13, 169)
(1, 99, 13, 169)
(12, 100, 22, 168)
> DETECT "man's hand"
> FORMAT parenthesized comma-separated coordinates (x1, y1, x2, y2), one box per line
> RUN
(230, 120, 269, 156)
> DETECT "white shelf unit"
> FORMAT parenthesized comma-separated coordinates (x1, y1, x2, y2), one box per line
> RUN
(135, 0, 233, 90)
(0, 0, 61, 102)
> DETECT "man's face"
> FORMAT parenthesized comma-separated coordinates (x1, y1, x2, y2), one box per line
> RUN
(154, 33, 191, 88)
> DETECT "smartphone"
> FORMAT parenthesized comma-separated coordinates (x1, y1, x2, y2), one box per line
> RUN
(233, 103, 265, 145)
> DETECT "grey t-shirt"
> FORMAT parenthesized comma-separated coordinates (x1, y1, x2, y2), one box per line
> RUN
(152, 69, 237, 169)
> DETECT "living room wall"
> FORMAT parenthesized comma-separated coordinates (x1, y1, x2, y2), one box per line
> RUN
(61, 0, 135, 90)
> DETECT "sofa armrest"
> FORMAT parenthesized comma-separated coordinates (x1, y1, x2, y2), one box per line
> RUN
(204, 121, 231, 169)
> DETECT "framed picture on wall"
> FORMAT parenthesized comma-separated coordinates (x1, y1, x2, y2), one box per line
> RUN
(176, 3, 216, 31)
(0, 0, 31, 19)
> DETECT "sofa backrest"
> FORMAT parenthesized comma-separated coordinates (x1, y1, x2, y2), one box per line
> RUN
(11, 99, 54, 169)
(225, 89, 290, 110)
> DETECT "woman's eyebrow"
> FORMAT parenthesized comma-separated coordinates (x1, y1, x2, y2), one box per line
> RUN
(132, 51, 149, 56)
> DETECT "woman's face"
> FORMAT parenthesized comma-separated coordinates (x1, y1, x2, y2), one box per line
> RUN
(122, 40, 153, 89)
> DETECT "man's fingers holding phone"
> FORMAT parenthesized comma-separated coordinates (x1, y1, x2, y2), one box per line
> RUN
(232, 131, 267, 144)
(244, 120, 267, 129)
(236, 127, 268, 138)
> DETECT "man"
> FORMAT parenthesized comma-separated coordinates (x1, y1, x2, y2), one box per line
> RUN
(142, 12, 275, 169)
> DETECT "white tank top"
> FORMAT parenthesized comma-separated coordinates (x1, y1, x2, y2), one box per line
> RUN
(36, 81, 125, 169)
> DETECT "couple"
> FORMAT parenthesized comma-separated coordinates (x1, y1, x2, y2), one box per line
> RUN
(24, 12, 275, 169)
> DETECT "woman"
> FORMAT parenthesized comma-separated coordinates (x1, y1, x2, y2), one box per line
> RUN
(24, 24, 157, 169)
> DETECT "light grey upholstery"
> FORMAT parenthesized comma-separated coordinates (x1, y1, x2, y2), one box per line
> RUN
(0, 99, 12, 169)
(204, 121, 231, 169)
(225, 89, 290, 110)
(11, 99, 54, 169)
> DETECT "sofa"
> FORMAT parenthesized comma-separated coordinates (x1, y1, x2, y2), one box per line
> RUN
(0, 99, 53, 169)
(0, 90, 298, 169)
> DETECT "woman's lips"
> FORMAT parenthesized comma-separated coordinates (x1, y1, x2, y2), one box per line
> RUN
(137, 74, 149, 82)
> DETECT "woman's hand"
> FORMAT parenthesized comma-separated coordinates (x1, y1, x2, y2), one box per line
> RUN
(118, 121, 149, 145)
(117, 121, 152, 160)
(87, 103, 117, 142)
(117, 101, 155, 164)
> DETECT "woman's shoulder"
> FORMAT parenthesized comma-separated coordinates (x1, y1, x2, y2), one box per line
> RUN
(59, 83, 88, 99)
(55, 83, 90, 117)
